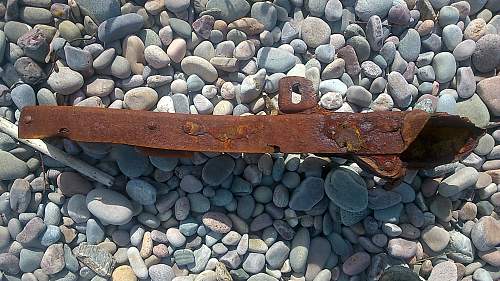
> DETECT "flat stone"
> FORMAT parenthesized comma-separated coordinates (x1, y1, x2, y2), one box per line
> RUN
(19, 249, 44, 273)
(355, 0, 393, 21)
(112, 265, 137, 281)
(456, 94, 490, 128)
(342, 252, 371, 276)
(202, 212, 232, 234)
(422, 225, 450, 252)
(387, 238, 417, 259)
(64, 45, 93, 71)
(477, 76, 500, 116)
(325, 167, 368, 212)
(14, 56, 46, 85)
(126, 179, 157, 205)
(0, 151, 29, 180)
(438, 167, 479, 197)
(47, 67, 84, 95)
(174, 249, 195, 266)
(127, 247, 147, 279)
(205, 0, 250, 22)
(305, 237, 331, 280)
(86, 188, 133, 225)
(228, 18, 264, 35)
(472, 34, 500, 73)
(124, 87, 158, 110)
(265, 241, 290, 269)
(368, 189, 402, 210)
(427, 261, 457, 281)
(165, 0, 189, 12)
(41, 243, 65, 274)
(453, 39, 476, 61)
(97, 13, 144, 43)
(75, 0, 120, 23)
(300, 17, 331, 48)
(202, 155, 235, 186)
(149, 264, 175, 281)
(16, 217, 46, 245)
(456, 67, 476, 99)
(446, 230, 474, 264)
(247, 273, 278, 281)
(180, 56, 218, 83)
(398, 29, 420, 62)
(243, 253, 265, 274)
(9, 178, 31, 213)
(0, 253, 20, 275)
(432, 52, 456, 83)
(256, 47, 296, 74)
(251, 2, 277, 31)
(188, 244, 211, 273)
(288, 177, 324, 211)
(76, 243, 115, 277)
(387, 71, 411, 108)
(471, 216, 500, 251)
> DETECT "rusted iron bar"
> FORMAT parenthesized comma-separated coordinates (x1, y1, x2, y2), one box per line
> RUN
(18, 77, 485, 180)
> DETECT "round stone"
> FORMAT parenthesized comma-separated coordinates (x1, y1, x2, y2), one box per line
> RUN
(421, 225, 450, 252)
(124, 87, 158, 110)
(181, 56, 218, 82)
(126, 179, 157, 205)
(202, 155, 235, 186)
(300, 17, 331, 48)
(256, 47, 296, 74)
(398, 29, 420, 62)
(342, 252, 371, 276)
(0, 151, 29, 180)
(86, 188, 134, 225)
(47, 67, 84, 95)
(432, 52, 456, 83)
(112, 265, 137, 281)
(325, 167, 368, 212)
(472, 34, 500, 73)
(354, 0, 393, 21)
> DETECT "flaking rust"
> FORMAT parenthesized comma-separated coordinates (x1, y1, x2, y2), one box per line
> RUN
(18, 76, 485, 180)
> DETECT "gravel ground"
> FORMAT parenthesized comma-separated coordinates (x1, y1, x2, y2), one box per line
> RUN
(1, 0, 500, 280)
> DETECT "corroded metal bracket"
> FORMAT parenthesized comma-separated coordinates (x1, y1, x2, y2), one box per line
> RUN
(18, 77, 485, 180)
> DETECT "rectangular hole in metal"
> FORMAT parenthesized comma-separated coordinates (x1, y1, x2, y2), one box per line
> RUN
(291, 83, 302, 104)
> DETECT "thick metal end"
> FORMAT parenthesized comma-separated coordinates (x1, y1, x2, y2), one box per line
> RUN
(400, 113, 485, 168)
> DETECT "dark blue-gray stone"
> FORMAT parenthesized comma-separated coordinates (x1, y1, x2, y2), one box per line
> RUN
(114, 145, 149, 178)
(251, 2, 277, 31)
(149, 156, 178, 172)
(202, 155, 235, 186)
(206, 0, 250, 22)
(10, 83, 36, 110)
(40, 225, 61, 247)
(19, 249, 44, 272)
(325, 167, 368, 212)
(256, 47, 296, 74)
(398, 29, 420, 62)
(289, 177, 325, 211)
(97, 13, 144, 43)
(374, 203, 404, 223)
(126, 179, 157, 205)
(75, 0, 120, 23)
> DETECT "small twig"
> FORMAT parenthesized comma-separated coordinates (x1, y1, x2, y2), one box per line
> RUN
(0, 117, 115, 187)
(410, 251, 455, 265)
(38, 151, 48, 194)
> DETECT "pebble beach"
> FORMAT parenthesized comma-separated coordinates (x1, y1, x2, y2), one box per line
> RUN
(1, 0, 500, 280)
